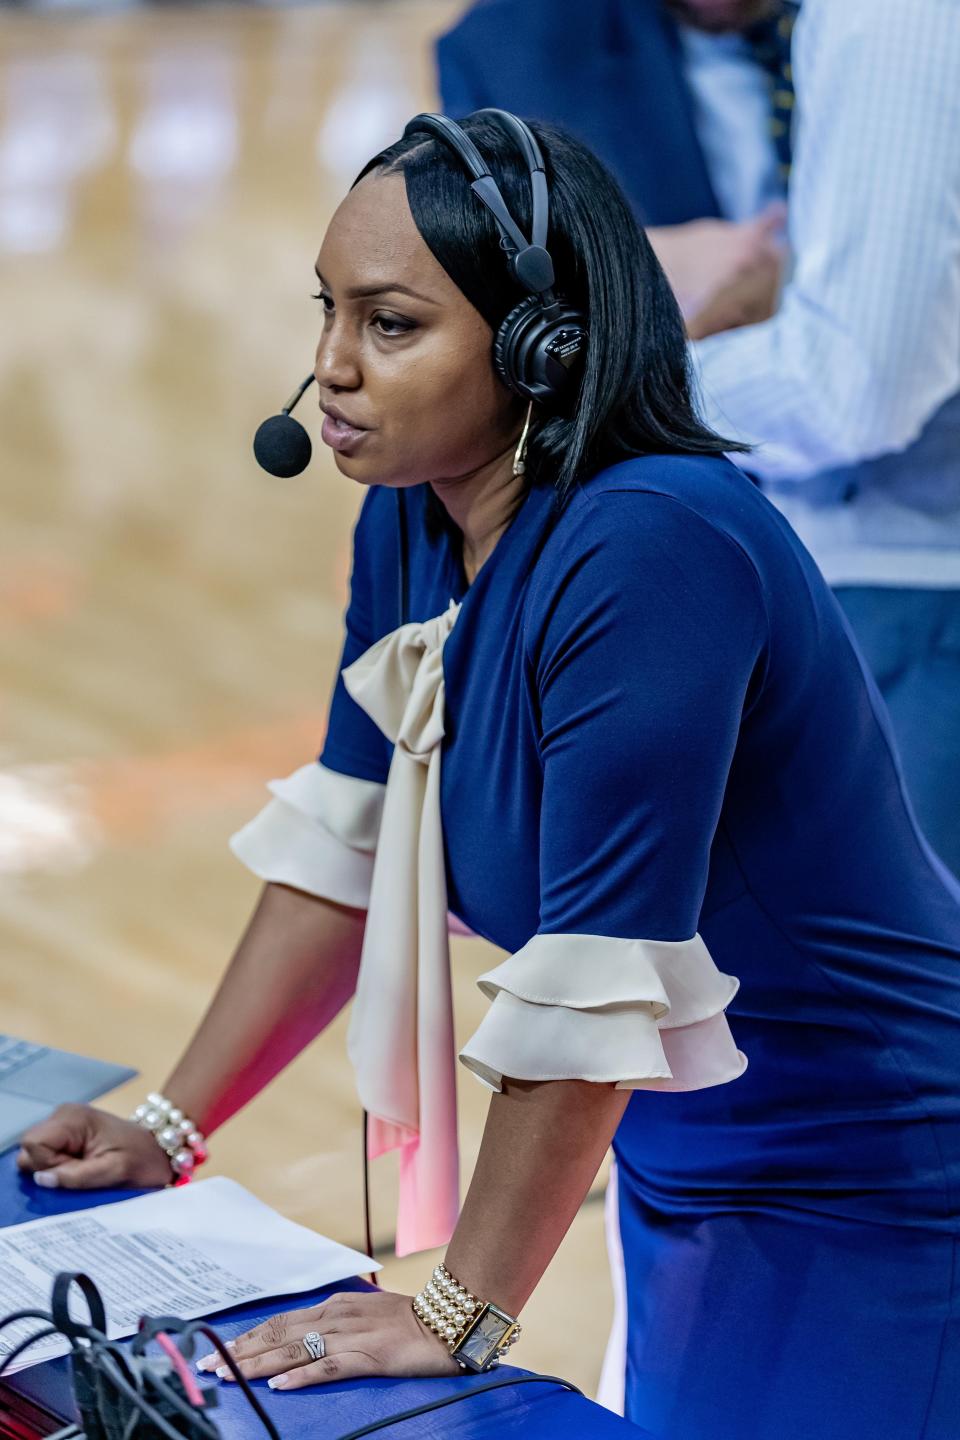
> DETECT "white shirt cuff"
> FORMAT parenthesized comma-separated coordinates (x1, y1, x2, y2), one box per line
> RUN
(229, 762, 384, 911)
(459, 932, 747, 1092)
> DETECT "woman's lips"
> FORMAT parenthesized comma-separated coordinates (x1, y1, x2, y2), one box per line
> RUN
(321, 414, 369, 454)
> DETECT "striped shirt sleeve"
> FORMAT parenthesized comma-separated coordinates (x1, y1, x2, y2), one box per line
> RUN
(692, 0, 960, 483)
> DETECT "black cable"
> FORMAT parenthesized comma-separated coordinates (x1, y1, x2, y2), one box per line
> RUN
(360, 1110, 379, 1285)
(77, 1330, 221, 1440)
(0, 1308, 56, 1342)
(136, 1312, 276, 1439)
(0, 1297, 275, 1440)
(140, 1363, 220, 1440)
(57, 1322, 182, 1440)
(333, 1371, 584, 1439)
(121, 1392, 142, 1440)
(91, 1349, 200, 1440)
(0, 1324, 60, 1379)
(142, 1371, 218, 1440)
(0, 1291, 212, 1440)
(44, 1271, 191, 1440)
(178, 1322, 281, 1440)
(395, 485, 409, 628)
(52, 1272, 107, 1341)
(87, 1345, 154, 1439)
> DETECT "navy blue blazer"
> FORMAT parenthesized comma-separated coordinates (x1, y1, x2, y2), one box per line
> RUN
(435, 0, 721, 226)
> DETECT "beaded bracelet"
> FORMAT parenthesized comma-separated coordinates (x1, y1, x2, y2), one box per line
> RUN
(413, 1262, 521, 1373)
(130, 1091, 208, 1180)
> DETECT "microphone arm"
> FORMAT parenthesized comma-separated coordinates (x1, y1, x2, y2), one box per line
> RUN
(282, 373, 316, 416)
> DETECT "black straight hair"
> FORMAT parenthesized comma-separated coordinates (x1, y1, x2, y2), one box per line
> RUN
(355, 114, 747, 521)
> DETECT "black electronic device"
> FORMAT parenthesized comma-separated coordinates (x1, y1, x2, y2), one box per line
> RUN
(0, 1272, 275, 1440)
(401, 108, 588, 407)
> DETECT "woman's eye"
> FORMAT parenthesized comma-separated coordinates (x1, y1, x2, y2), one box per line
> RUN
(309, 293, 413, 336)
(373, 314, 416, 337)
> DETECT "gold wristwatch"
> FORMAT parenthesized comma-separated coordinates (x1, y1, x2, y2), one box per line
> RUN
(413, 1262, 521, 1372)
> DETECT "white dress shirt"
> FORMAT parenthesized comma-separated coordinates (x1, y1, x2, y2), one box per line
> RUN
(676, 23, 782, 224)
(685, 0, 960, 587)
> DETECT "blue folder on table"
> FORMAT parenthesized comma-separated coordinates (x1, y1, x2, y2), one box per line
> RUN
(0, 1150, 648, 1438)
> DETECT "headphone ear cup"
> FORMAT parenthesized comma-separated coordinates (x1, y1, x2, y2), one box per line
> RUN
(493, 295, 542, 397)
(494, 294, 588, 407)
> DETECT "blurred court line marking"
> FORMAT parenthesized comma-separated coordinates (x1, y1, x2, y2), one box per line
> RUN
(0, 763, 98, 876)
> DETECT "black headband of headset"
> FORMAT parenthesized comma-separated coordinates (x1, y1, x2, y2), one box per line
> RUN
(401, 109, 557, 299)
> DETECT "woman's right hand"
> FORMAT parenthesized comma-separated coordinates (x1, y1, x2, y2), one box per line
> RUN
(15, 1104, 176, 1190)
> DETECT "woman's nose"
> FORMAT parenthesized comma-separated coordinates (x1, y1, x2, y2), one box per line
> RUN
(315, 324, 361, 391)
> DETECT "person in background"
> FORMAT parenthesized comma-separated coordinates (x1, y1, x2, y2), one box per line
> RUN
(438, 0, 960, 876)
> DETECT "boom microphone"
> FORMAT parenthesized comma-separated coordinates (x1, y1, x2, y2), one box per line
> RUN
(252, 374, 316, 477)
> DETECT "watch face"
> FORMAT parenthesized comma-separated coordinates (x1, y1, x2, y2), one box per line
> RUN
(456, 1305, 516, 1371)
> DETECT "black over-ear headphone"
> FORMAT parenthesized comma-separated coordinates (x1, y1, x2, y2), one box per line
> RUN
(402, 109, 588, 409)
(252, 108, 587, 477)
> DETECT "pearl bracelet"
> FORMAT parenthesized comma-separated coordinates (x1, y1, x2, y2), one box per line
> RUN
(413, 1263, 521, 1372)
(130, 1091, 208, 1180)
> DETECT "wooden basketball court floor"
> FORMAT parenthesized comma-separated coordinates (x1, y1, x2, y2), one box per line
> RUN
(0, 1, 613, 1394)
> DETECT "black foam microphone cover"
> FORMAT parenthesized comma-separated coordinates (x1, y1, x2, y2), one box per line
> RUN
(253, 413, 312, 478)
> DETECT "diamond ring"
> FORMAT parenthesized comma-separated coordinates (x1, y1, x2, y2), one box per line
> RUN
(302, 1331, 326, 1361)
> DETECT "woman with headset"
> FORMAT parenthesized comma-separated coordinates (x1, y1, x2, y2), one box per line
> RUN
(18, 112, 960, 1440)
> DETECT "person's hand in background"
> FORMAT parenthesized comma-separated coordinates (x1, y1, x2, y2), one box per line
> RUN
(648, 201, 787, 339)
(16, 1103, 175, 1190)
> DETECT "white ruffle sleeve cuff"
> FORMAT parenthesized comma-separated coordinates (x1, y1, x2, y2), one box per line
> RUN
(229, 759, 478, 935)
(459, 931, 747, 1093)
(228, 762, 384, 911)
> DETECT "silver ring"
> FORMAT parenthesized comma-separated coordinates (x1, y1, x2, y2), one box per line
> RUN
(302, 1331, 326, 1362)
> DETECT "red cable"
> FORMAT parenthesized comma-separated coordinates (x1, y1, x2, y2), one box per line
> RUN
(155, 1330, 206, 1407)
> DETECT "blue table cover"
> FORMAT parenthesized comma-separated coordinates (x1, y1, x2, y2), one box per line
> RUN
(0, 1150, 647, 1438)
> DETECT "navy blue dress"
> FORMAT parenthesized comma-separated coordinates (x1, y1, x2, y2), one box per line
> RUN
(320, 455, 960, 1440)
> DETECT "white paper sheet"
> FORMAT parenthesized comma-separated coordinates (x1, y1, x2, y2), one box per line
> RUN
(0, 1177, 378, 1375)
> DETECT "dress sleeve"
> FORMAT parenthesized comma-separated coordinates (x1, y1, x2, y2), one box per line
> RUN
(459, 488, 767, 1091)
(229, 489, 394, 909)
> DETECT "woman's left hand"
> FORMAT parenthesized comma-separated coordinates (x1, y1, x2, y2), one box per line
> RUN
(196, 1290, 461, 1390)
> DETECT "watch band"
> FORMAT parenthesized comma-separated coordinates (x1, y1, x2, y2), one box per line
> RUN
(413, 1262, 521, 1372)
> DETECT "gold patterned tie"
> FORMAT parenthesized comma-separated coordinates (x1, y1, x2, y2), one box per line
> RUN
(746, 1, 800, 186)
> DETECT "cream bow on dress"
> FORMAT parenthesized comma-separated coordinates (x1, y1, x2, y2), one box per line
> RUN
(229, 594, 747, 1260)
(341, 598, 462, 1257)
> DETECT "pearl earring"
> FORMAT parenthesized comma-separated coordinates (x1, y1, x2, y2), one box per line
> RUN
(512, 401, 534, 477)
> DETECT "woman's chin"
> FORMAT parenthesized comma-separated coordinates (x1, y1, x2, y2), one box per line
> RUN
(330, 450, 368, 480)
(330, 452, 408, 491)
